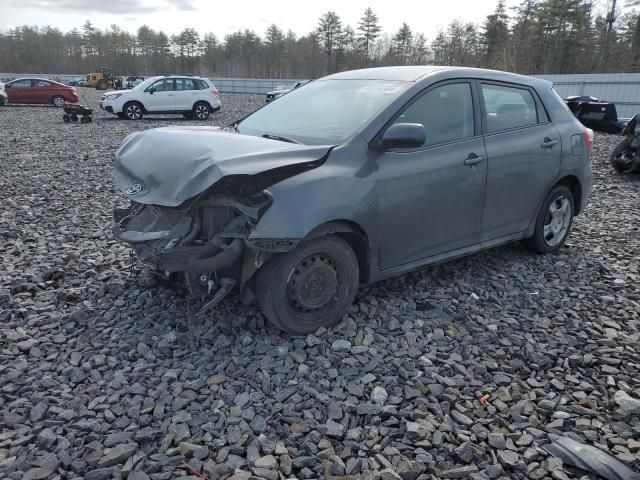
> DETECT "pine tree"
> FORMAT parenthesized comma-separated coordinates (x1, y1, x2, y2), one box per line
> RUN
(358, 7, 382, 60)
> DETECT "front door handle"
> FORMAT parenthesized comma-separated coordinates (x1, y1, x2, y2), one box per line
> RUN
(464, 153, 485, 166)
(541, 137, 559, 148)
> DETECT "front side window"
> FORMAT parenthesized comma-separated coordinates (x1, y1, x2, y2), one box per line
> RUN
(392, 82, 475, 146)
(481, 83, 538, 132)
(10, 80, 31, 88)
(149, 79, 174, 92)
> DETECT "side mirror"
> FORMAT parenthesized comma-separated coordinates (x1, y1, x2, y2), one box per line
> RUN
(4, 84, 11, 88)
(147, 87, 156, 94)
(378, 123, 426, 150)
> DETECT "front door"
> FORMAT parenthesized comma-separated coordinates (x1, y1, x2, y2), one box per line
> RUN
(375, 81, 488, 270)
(6, 79, 33, 103)
(478, 82, 562, 241)
(144, 78, 175, 112)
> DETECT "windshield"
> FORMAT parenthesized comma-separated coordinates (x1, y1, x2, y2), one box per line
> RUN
(132, 77, 160, 91)
(239, 79, 409, 144)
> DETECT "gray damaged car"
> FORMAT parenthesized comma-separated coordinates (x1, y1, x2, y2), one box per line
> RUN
(113, 66, 593, 335)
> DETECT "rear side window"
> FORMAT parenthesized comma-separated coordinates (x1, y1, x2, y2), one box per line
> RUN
(393, 82, 475, 146)
(481, 83, 538, 132)
(34, 80, 52, 87)
(198, 79, 210, 90)
(176, 79, 196, 91)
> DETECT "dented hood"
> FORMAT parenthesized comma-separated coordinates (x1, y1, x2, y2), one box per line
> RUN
(113, 126, 332, 206)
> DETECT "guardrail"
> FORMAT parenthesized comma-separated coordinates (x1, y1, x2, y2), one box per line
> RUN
(2, 72, 639, 116)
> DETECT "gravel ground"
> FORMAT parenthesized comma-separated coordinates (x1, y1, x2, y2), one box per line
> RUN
(1, 88, 639, 480)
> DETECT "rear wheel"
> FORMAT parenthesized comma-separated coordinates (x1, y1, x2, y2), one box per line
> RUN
(256, 235, 359, 335)
(124, 102, 144, 120)
(62, 114, 70, 123)
(193, 101, 211, 120)
(523, 185, 574, 254)
(52, 96, 65, 107)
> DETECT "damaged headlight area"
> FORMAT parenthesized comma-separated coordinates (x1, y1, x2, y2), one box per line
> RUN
(112, 191, 288, 304)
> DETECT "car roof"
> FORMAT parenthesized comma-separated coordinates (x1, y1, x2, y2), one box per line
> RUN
(323, 66, 551, 89)
(10, 77, 67, 85)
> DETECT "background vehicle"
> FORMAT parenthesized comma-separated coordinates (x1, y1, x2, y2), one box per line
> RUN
(0, 82, 6, 105)
(3, 78, 78, 106)
(100, 75, 221, 120)
(611, 114, 640, 173)
(86, 67, 124, 90)
(265, 79, 310, 102)
(564, 95, 628, 133)
(112, 66, 593, 335)
(125, 76, 145, 89)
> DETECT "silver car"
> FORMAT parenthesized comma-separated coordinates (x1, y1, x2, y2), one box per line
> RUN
(113, 66, 593, 335)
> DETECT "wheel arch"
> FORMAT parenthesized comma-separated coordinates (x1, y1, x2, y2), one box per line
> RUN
(554, 175, 583, 215)
(304, 220, 371, 283)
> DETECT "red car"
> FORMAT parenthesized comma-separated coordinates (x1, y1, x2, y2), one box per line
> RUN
(4, 78, 78, 107)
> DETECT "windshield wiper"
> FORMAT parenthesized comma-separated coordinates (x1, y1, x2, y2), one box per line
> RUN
(262, 133, 301, 144)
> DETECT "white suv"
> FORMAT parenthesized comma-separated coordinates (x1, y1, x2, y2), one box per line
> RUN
(100, 76, 221, 120)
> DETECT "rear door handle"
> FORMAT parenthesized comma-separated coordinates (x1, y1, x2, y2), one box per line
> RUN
(541, 137, 559, 148)
(464, 153, 485, 166)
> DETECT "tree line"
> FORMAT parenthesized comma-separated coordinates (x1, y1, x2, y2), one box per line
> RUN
(1, 0, 639, 78)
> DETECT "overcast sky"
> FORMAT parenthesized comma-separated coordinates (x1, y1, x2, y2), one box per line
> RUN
(0, 0, 520, 39)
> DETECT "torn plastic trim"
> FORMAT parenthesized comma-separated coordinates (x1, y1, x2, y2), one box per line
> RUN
(543, 436, 640, 480)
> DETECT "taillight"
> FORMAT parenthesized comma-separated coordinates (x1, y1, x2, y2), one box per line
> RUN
(211, 88, 219, 97)
(582, 128, 593, 151)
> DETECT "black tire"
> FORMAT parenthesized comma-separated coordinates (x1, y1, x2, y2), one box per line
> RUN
(51, 95, 65, 107)
(123, 102, 144, 120)
(70, 113, 78, 122)
(192, 101, 211, 120)
(610, 138, 634, 173)
(523, 185, 574, 254)
(80, 116, 90, 124)
(96, 79, 108, 90)
(62, 114, 70, 123)
(256, 235, 359, 335)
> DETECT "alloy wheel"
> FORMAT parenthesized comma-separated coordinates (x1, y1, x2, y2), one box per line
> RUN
(195, 104, 209, 119)
(52, 96, 65, 107)
(126, 104, 142, 120)
(543, 195, 571, 247)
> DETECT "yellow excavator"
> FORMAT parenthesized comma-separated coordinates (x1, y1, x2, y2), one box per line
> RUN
(86, 67, 124, 90)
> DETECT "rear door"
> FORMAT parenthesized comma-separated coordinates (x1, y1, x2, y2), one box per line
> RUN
(174, 78, 199, 111)
(479, 82, 562, 241)
(6, 79, 33, 103)
(144, 78, 175, 112)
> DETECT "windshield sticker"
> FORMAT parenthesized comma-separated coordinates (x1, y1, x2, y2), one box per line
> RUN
(358, 85, 403, 94)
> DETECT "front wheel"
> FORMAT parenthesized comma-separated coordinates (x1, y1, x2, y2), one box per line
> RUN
(124, 102, 144, 120)
(610, 139, 636, 173)
(192, 102, 211, 120)
(52, 96, 65, 107)
(256, 235, 359, 335)
(523, 185, 574, 254)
